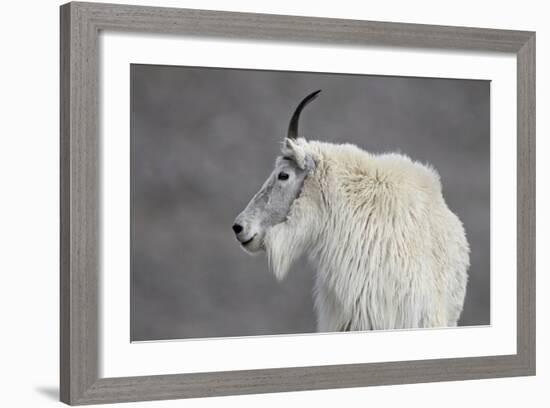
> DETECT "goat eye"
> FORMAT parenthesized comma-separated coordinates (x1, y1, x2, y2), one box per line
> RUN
(277, 172, 289, 181)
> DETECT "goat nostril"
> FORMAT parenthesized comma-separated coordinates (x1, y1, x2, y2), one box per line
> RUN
(232, 224, 243, 235)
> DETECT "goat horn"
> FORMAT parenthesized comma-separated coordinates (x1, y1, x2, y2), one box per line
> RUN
(287, 89, 321, 140)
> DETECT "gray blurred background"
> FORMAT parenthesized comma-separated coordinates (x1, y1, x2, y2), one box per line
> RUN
(131, 64, 490, 341)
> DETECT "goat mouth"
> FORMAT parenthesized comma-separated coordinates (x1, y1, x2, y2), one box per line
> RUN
(241, 235, 255, 246)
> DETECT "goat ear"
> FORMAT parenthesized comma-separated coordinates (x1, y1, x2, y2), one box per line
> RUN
(283, 137, 294, 151)
(282, 138, 314, 171)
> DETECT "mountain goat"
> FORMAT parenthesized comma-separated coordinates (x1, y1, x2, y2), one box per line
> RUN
(232, 90, 469, 331)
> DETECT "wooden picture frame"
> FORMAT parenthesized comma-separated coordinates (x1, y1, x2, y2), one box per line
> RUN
(60, 2, 535, 405)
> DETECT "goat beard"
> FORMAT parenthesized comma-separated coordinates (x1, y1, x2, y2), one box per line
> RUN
(264, 209, 316, 281)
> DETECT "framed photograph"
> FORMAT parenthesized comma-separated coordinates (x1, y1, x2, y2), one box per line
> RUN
(60, 2, 535, 405)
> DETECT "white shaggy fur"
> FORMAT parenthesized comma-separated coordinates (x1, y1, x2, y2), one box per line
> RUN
(265, 138, 469, 331)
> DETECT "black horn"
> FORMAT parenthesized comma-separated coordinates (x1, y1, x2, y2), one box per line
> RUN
(287, 89, 322, 140)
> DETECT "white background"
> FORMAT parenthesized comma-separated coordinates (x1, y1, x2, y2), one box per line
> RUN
(0, 0, 546, 407)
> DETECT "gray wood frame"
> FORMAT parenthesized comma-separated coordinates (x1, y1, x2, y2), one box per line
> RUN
(60, 1, 536, 405)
